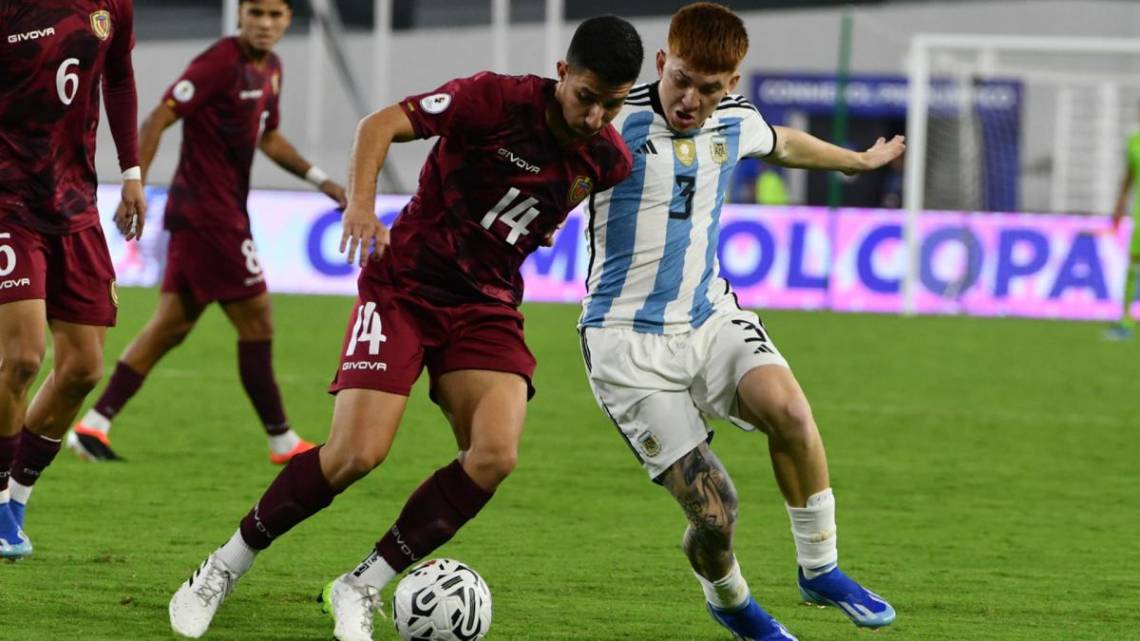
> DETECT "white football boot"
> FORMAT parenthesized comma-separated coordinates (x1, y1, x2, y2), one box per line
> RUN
(319, 573, 383, 641)
(169, 553, 239, 638)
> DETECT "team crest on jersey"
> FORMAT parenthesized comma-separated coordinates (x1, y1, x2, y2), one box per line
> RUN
(674, 139, 697, 167)
(711, 136, 728, 164)
(567, 176, 593, 206)
(90, 10, 112, 41)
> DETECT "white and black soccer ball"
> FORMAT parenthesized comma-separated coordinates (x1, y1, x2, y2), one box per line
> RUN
(392, 558, 493, 641)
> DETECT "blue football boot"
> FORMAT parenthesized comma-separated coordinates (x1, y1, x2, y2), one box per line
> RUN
(9, 499, 25, 529)
(707, 596, 798, 641)
(0, 502, 32, 560)
(797, 566, 895, 628)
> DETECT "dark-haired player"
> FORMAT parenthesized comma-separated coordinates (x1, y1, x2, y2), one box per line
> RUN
(0, 0, 145, 559)
(580, 4, 903, 639)
(69, 0, 344, 465)
(168, 14, 643, 641)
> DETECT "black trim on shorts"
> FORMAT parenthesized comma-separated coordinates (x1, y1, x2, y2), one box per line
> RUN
(578, 328, 593, 373)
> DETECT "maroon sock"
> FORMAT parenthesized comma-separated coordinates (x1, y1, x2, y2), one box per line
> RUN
(93, 362, 145, 419)
(375, 460, 494, 572)
(239, 446, 339, 550)
(0, 432, 18, 492)
(11, 428, 62, 487)
(238, 340, 289, 435)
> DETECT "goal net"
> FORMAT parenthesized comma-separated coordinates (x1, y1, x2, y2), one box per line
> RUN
(902, 35, 1140, 312)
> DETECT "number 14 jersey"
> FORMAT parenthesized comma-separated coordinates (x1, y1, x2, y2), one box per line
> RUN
(372, 72, 632, 307)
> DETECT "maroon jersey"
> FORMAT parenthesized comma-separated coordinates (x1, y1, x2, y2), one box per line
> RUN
(371, 72, 632, 307)
(162, 37, 282, 232)
(0, 0, 139, 235)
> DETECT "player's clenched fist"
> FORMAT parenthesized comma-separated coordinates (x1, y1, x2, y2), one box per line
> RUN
(339, 203, 389, 267)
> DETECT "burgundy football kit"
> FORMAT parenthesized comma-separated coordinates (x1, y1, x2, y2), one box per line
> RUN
(331, 72, 632, 399)
(0, 0, 139, 325)
(159, 36, 282, 304)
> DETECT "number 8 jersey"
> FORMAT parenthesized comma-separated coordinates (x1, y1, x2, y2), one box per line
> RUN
(373, 72, 632, 307)
(0, 0, 138, 234)
(581, 81, 776, 334)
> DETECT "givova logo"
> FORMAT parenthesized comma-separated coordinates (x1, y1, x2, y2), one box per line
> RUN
(0, 278, 29, 290)
(7, 27, 55, 44)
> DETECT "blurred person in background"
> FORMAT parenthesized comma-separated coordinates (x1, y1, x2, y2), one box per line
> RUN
(1105, 107, 1140, 341)
(69, 0, 347, 463)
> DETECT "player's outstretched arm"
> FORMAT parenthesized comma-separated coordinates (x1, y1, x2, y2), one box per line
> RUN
(259, 130, 347, 208)
(769, 126, 905, 176)
(340, 104, 417, 267)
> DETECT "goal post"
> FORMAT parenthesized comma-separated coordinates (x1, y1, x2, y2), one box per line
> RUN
(903, 34, 1140, 314)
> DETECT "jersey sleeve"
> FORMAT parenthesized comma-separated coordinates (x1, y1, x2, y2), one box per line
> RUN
(264, 61, 282, 133)
(163, 44, 233, 118)
(398, 72, 506, 140)
(103, 0, 139, 170)
(740, 106, 778, 159)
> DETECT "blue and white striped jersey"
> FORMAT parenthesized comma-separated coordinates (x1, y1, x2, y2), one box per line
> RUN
(579, 82, 777, 334)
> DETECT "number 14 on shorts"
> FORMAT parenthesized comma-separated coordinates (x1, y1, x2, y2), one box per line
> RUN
(346, 301, 387, 356)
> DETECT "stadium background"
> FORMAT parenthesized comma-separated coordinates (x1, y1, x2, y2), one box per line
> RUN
(4, 2, 1139, 640)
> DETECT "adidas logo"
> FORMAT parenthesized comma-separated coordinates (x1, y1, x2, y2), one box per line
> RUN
(637, 140, 658, 155)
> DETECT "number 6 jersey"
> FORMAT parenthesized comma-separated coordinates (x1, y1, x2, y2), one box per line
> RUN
(374, 72, 632, 307)
(0, 0, 138, 234)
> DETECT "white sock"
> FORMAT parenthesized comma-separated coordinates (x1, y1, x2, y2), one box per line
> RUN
(216, 528, 258, 576)
(9, 480, 32, 505)
(787, 488, 838, 579)
(268, 430, 301, 456)
(347, 548, 398, 590)
(78, 409, 112, 435)
(695, 559, 751, 610)
(0, 488, 8, 503)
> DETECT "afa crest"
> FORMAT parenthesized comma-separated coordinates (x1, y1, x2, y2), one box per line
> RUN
(711, 136, 728, 164)
(568, 176, 593, 206)
(90, 10, 111, 41)
(637, 432, 662, 457)
(673, 138, 696, 167)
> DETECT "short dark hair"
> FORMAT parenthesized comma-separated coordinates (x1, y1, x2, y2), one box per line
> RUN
(566, 15, 644, 86)
(240, 0, 292, 7)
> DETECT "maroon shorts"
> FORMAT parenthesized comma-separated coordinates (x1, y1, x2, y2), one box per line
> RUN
(162, 227, 268, 305)
(0, 220, 117, 326)
(330, 283, 537, 401)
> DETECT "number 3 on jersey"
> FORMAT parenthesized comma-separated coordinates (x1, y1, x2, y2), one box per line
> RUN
(481, 187, 540, 245)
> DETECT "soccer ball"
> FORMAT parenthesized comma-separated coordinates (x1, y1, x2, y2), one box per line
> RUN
(392, 558, 493, 641)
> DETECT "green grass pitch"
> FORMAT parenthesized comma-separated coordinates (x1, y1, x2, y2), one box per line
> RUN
(2, 287, 1138, 640)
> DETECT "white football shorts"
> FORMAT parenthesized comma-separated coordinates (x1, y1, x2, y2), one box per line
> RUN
(580, 305, 789, 480)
